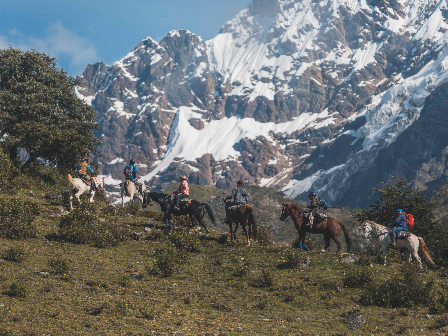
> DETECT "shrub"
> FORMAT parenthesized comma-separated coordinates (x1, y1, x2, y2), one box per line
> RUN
(58, 201, 129, 247)
(116, 300, 129, 315)
(8, 279, 28, 298)
(168, 230, 202, 252)
(3, 247, 25, 262)
(250, 269, 274, 288)
(0, 197, 39, 238)
(278, 249, 301, 269)
(49, 259, 70, 275)
(145, 229, 165, 241)
(430, 283, 448, 314)
(360, 264, 433, 308)
(0, 147, 14, 191)
(256, 225, 274, 246)
(150, 245, 186, 278)
(343, 267, 374, 288)
(0, 330, 14, 336)
(139, 305, 155, 319)
(217, 234, 228, 244)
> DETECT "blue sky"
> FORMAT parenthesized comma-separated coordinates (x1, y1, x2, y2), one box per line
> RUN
(1, 0, 250, 76)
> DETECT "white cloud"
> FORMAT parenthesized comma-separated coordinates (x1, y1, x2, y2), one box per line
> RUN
(0, 22, 98, 75)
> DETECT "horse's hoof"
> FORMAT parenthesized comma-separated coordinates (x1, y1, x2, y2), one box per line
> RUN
(320, 249, 325, 253)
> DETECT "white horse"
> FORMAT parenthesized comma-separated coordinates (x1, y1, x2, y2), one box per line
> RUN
(67, 174, 104, 210)
(361, 221, 435, 268)
(121, 179, 146, 207)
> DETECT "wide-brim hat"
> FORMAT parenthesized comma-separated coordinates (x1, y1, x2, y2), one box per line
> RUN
(179, 175, 187, 180)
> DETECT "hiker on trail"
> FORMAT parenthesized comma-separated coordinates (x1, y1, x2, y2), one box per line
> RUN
(306, 191, 325, 226)
(171, 175, 190, 210)
(223, 180, 248, 224)
(388, 209, 408, 246)
(124, 159, 143, 194)
(76, 157, 96, 190)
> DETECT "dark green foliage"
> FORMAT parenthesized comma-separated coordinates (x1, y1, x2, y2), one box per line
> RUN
(250, 269, 274, 288)
(3, 247, 25, 262)
(7, 279, 28, 298)
(138, 305, 155, 319)
(0, 146, 14, 191)
(150, 245, 187, 278)
(0, 197, 39, 238)
(145, 229, 165, 241)
(360, 264, 433, 308)
(49, 259, 70, 275)
(343, 267, 374, 288)
(0, 48, 101, 169)
(430, 283, 448, 314)
(279, 249, 301, 269)
(58, 201, 129, 247)
(0, 330, 14, 336)
(256, 225, 274, 246)
(168, 230, 202, 252)
(217, 234, 228, 244)
(356, 178, 448, 266)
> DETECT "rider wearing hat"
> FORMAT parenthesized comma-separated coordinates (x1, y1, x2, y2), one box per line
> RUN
(307, 191, 324, 226)
(124, 159, 143, 194)
(172, 175, 189, 210)
(223, 180, 248, 224)
(388, 209, 408, 246)
(76, 157, 96, 190)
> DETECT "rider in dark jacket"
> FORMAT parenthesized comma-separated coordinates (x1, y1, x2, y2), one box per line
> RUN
(389, 209, 408, 245)
(223, 180, 248, 224)
(307, 191, 324, 226)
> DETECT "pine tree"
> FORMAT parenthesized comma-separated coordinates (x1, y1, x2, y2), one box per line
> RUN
(0, 48, 101, 169)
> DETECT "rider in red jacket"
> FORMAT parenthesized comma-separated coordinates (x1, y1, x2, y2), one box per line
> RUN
(172, 175, 189, 210)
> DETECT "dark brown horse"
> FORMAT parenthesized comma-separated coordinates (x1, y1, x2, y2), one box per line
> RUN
(224, 199, 258, 246)
(280, 203, 351, 253)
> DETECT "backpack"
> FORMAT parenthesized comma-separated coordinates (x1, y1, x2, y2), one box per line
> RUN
(124, 165, 133, 179)
(405, 214, 414, 229)
(319, 198, 328, 210)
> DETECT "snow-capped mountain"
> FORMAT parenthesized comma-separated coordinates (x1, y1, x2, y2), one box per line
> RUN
(77, 0, 448, 207)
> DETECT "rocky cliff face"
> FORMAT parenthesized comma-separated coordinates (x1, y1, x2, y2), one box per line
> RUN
(76, 0, 448, 206)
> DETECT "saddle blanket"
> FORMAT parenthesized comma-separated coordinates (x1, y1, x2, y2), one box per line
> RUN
(229, 204, 253, 214)
(397, 231, 411, 239)
(180, 198, 191, 204)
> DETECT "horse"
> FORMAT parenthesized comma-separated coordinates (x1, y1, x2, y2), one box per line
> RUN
(143, 192, 215, 234)
(120, 179, 146, 207)
(67, 174, 104, 210)
(280, 203, 351, 253)
(361, 221, 435, 268)
(223, 199, 258, 246)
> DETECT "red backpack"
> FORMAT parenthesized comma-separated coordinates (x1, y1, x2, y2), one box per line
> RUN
(406, 214, 414, 229)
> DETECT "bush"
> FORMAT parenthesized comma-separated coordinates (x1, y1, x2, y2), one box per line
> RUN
(7, 279, 28, 298)
(0, 197, 39, 238)
(168, 230, 202, 252)
(58, 201, 129, 247)
(3, 247, 25, 262)
(0, 147, 14, 191)
(250, 269, 274, 288)
(278, 249, 301, 269)
(49, 259, 70, 275)
(139, 305, 155, 319)
(217, 234, 228, 244)
(430, 283, 448, 314)
(150, 245, 186, 278)
(343, 267, 374, 288)
(360, 264, 433, 308)
(145, 229, 165, 241)
(257, 225, 274, 246)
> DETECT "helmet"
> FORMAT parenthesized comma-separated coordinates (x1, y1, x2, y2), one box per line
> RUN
(179, 175, 187, 180)
(308, 192, 316, 197)
(130, 159, 135, 165)
(397, 209, 403, 212)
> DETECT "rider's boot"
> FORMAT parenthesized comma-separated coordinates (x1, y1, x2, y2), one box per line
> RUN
(389, 232, 396, 246)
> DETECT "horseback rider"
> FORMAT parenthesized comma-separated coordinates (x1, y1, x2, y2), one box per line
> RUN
(124, 159, 143, 194)
(223, 180, 248, 225)
(75, 157, 96, 190)
(306, 191, 325, 226)
(388, 209, 408, 246)
(171, 175, 189, 210)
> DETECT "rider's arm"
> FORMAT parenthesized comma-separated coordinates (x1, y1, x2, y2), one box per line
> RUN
(133, 165, 137, 178)
(86, 164, 94, 175)
(75, 165, 79, 172)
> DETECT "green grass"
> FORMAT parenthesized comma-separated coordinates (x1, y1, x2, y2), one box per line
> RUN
(0, 177, 446, 335)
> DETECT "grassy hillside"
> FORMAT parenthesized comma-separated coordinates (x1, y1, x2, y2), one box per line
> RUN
(0, 174, 446, 335)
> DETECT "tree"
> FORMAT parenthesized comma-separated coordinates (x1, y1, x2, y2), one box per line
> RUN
(356, 178, 448, 266)
(0, 48, 101, 169)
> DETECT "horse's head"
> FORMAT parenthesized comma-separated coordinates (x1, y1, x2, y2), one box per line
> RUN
(280, 203, 292, 221)
(361, 221, 374, 240)
(142, 192, 152, 209)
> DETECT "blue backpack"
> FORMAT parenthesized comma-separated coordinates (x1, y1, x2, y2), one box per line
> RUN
(319, 198, 328, 210)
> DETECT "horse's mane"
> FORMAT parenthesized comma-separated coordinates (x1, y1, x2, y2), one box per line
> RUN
(148, 192, 169, 201)
(366, 221, 387, 231)
(285, 203, 302, 211)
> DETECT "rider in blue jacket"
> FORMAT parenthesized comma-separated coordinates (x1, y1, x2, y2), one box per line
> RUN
(389, 209, 408, 245)
(124, 159, 143, 193)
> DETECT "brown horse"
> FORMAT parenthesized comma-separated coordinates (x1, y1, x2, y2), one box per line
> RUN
(280, 203, 351, 253)
(224, 199, 258, 246)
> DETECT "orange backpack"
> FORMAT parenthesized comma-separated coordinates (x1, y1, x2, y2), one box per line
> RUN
(406, 214, 414, 229)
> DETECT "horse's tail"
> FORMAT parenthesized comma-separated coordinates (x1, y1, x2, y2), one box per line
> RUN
(202, 203, 216, 225)
(67, 174, 76, 188)
(339, 221, 352, 252)
(418, 237, 436, 266)
(248, 207, 258, 240)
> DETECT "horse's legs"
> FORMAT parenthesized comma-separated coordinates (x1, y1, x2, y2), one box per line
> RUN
(75, 189, 82, 205)
(406, 249, 411, 263)
(69, 187, 74, 210)
(186, 214, 196, 231)
(332, 236, 342, 254)
(323, 234, 331, 252)
(411, 246, 422, 268)
(241, 224, 250, 246)
(90, 190, 95, 203)
(381, 244, 388, 265)
(197, 212, 209, 235)
(233, 223, 240, 243)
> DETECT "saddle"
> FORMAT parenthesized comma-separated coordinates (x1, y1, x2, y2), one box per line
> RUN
(180, 198, 191, 206)
(228, 204, 253, 215)
(397, 231, 411, 239)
